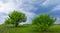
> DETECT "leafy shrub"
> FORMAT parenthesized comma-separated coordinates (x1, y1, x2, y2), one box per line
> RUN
(32, 14, 56, 31)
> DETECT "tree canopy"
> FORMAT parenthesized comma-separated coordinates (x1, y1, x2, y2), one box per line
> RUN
(5, 11, 27, 27)
(32, 14, 56, 31)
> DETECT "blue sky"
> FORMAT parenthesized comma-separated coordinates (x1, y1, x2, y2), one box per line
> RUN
(0, 0, 60, 24)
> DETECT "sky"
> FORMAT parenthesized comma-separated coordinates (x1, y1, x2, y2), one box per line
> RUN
(0, 0, 60, 24)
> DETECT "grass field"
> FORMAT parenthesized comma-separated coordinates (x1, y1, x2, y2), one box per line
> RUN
(0, 24, 60, 33)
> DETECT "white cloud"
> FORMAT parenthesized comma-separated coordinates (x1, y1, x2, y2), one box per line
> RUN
(55, 17, 60, 24)
(0, 0, 60, 24)
(42, 0, 60, 7)
(0, 0, 37, 24)
(49, 5, 60, 13)
(52, 5, 60, 11)
(17, 0, 45, 12)
(0, 15, 8, 24)
(0, 1, 17, 14)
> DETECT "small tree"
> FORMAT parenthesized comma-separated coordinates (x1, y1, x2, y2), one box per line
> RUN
(5, 11, 27, 27)
(32, 14, 56, 31)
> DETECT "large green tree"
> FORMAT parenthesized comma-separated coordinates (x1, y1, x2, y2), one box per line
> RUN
(32, 14, 56, 31)
(5, 11, 27, 27)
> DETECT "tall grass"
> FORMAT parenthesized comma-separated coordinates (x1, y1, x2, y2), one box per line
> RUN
(0, 24, 60, 33)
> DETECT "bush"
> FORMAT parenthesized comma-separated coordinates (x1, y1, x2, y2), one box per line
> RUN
(32, 14, 56, 31)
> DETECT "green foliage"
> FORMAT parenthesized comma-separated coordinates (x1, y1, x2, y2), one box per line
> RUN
(9, 11, 27, 22)
(5, 10, 27, 27)
(5, 18, 15, 24)
(32, 14, 56, 31)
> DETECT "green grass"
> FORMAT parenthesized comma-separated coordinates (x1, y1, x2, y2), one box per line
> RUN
(0, 24, 60, 33)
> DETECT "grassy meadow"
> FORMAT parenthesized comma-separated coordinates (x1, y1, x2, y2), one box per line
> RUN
(0, 24, 60, 33)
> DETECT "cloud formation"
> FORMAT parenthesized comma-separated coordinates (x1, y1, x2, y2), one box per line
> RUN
(0, 0, 60, 24)
(0, 0, 37, 24)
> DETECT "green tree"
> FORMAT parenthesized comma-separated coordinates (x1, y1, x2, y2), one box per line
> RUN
(5, 11, 27, 27)
(32, 14, 56, 31)
(5, 18, 15, 24)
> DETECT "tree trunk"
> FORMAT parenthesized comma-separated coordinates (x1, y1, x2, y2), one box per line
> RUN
(15, 22, 18, 27)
